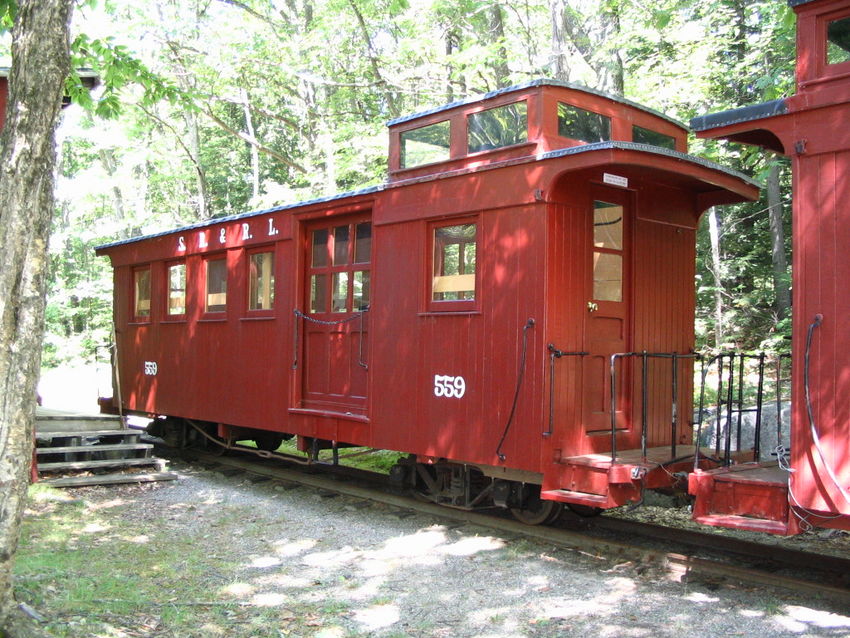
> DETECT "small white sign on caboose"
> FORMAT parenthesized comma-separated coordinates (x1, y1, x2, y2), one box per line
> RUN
(603, 173, 629, 188)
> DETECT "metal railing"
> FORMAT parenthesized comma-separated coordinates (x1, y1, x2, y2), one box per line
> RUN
(609, 352, 700, 463)
(692, 352, 791, 470)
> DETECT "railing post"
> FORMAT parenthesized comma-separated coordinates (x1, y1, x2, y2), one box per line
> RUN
(753, 353, 766, 461)
(724, 354, 736, 466)
(671, 354, 679, 459)
(641, 351, 648, 462)
(610, 354, 619, 463)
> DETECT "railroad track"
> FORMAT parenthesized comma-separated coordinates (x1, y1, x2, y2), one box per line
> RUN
(162, 443, 850, 605)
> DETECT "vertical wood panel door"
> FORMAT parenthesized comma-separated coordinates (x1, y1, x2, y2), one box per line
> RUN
(583, 185, 631, 434)
(302, 215, 371, 414)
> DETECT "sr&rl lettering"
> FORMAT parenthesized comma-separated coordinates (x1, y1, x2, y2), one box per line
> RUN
(175, 217, 279, 251)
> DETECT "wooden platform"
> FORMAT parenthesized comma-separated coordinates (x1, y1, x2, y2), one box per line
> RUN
(34, 407, 177, 488)
(688, 461, 799, 535)
(564, 444, 704, 468)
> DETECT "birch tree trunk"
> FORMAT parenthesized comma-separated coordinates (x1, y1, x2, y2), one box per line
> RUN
(0, 1, 73, 635)
(707, 207, 725, 349)
(767, 160, 791, 321)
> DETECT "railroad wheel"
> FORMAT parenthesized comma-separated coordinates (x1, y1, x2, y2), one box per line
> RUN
(566, 503, 603, 517)
(254, 432, 285, 452)
(510, 498, 562, 526)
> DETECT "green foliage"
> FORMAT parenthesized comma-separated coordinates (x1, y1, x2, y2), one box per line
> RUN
(0, 0, 14, 32)
(69, 34, 194, 119)
(47, 0, 798, 366)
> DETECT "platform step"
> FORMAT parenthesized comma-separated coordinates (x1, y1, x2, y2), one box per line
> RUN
(36, 443, 152, 456)
(693, 513, 794, 535)
(688, 464, 799, 535)
(38, 471, 179, 488)
(37, 429, 140, 440)
(36, 457, 165, 472)
(35, 414, 123, 432)
(542, 489, 611, 508)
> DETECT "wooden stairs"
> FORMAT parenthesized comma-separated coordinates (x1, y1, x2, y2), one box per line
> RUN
(34, 408, 177, 487)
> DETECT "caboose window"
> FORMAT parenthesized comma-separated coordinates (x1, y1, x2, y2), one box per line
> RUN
(133, 267, 151, 319)
(432, 223, 477, 303)
(248, 251, 275, 311)
(632, 125, 676, 150)
(309, 219, 372, 314)
(400, 121, 450, 168)
(205, 257, 227, 313)
(468, 102, 528, 154)
(167, 263, 186, 316)
(558, 103, 611, 143)
(827, 16, 850, 65)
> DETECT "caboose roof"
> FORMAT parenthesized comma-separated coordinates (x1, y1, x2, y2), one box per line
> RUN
(387, 78, 687, 131)
(94, 141, 758, 252)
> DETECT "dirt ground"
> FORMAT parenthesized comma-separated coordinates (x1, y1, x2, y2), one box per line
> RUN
(16, 457, 850, 638)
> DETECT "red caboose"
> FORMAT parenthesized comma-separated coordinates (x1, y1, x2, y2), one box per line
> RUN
(96, 80, 757, 522)
(690, 0, 850, 535)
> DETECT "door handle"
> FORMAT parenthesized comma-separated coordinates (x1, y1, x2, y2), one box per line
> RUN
(587, 301, 598, 313)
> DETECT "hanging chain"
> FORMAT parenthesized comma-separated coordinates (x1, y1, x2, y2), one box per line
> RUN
(293, 307, 368, 326)
(292, 307, 370, 370)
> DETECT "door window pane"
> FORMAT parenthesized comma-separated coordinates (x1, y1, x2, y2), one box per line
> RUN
(134, 268, 151, 318)
(593, 252, 622, 302)
(333, 225, 350, 265)
(311, 274, 328, 314)
(354, 270, 370, 310)
(354, 222, 372, 263)
(433, 223, 476, 301)
(249, 251, 275, 311)
(333, 272, 349, 313)
(206, 258, 227, 313)
(593, 201, 623, 250)
(167, 263, 186, 315)
(312, 229, 328, 267)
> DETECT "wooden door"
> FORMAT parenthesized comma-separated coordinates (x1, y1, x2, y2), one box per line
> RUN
(582, 186, 631, 433)
(301, 216, 371, 414)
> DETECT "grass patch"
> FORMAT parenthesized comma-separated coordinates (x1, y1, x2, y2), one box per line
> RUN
(238, 437, 405, 474)
(14, 485, 252, 636)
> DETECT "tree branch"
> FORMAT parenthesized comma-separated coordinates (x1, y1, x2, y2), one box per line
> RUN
(203, 109, 307, 173)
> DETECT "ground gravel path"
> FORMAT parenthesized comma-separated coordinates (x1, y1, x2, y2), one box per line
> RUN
(37, 459, 850, 638)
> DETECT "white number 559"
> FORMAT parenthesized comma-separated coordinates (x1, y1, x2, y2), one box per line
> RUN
(434, 374, 466, 399)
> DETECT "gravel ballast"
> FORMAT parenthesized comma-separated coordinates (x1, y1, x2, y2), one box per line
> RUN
(23, 459, 850, 638)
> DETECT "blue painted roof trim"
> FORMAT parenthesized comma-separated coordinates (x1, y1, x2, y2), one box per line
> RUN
(95, 184, 384, 251)
(387, 79, 687, 130)
(690, 99, 788, 132)
(540, 141, 760, 188)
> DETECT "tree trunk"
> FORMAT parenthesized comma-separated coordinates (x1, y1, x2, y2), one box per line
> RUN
(0, 1, 73, 635)
(553, 0, 624, 95)
(549, 0, 570, 82)
(487, 3, 510, 88)
(707, 207, 724, 349)
(240, 88, 260, 202)
(767, 160, 791, 321)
